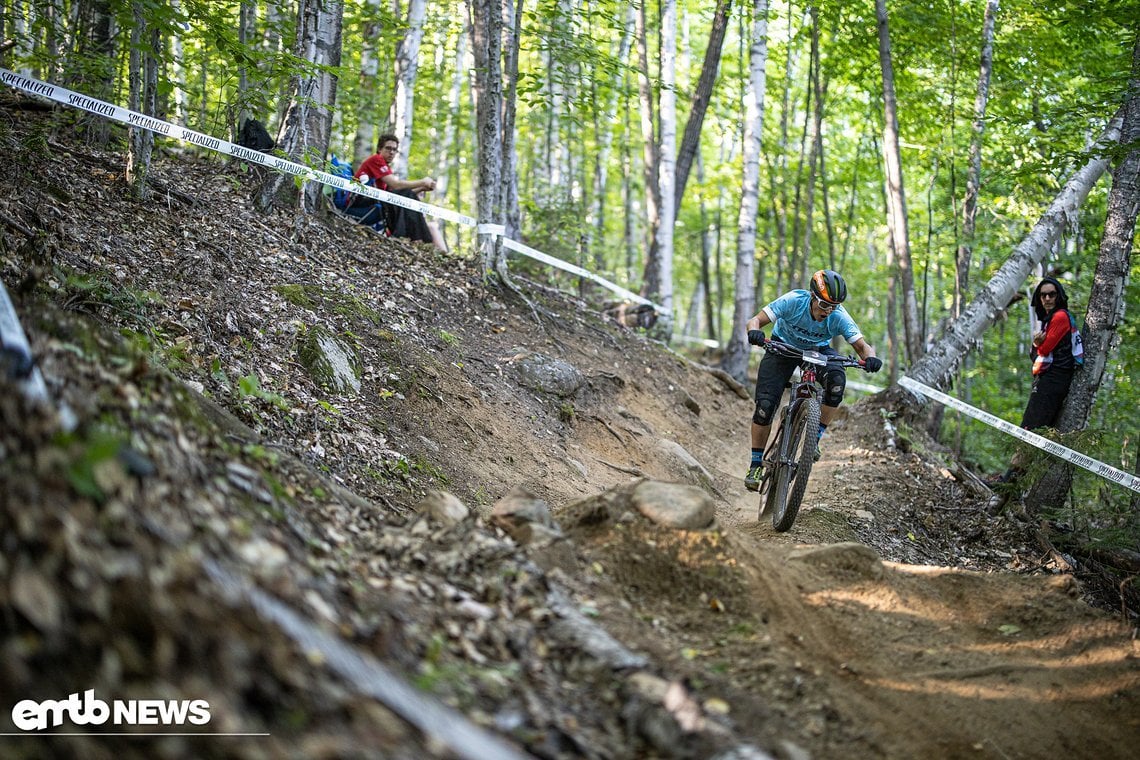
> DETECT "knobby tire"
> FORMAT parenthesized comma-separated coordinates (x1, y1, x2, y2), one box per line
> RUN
(761, 415, 787, 519)
(770, 398, 821, 532)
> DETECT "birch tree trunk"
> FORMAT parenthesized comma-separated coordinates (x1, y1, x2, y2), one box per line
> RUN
(125, 3, 159, 201)
(904, 113, 1124, 393)
(257, 0, 344, 213)
(673, 0, 732, 214)
(542, 0, 574, 194)
(237, 1, 255, 132)
(773, 3, 804, 293)
(636, 0, 660, 273)
(470, 0, 506, 279)
(592, 5, 635, 267)
(352, 0, 383, 166)
(502, 0, 524, 242)
(788, 68, 811, 289)
(683, 282, 705, 337)
(800, 7, 822, 282)
(647, 0, 678, 336)
(1026, 35, 1140, 510)
(265, 0, 286, 93)
(876, 0, 923, 364)
(721, 0, 770, 383)
(956, 0, 998, 317)
(168, 0, 188, 127)
(11, 1, 33, 77)
(43, 0, 62, 81)
(622, 91, 636, 284)
(434, 22, 467, 250)
(391, 0, 427, 169)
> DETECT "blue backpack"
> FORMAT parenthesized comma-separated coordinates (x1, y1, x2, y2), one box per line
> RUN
(330, 155, 355, 210)
(1068, 312, 1085, 366)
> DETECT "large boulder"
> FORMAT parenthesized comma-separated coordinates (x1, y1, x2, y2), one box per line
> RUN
(655, 439, 714, 485)
(297, 326, 362, 395)
(631, 480, 717, 530)
(511, 351, 584, 398)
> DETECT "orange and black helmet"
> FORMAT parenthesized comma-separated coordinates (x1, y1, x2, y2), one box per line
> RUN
(810, 269, 847, 305)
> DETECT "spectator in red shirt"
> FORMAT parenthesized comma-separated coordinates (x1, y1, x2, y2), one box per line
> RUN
(990, 276, 1079, 488)
(346, 134, 444, 249)
(1023, 277, 1078, 428)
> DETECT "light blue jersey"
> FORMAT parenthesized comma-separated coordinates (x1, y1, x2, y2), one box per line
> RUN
(762, 290, 863, 349)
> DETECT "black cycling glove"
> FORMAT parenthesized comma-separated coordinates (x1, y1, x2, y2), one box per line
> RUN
(747, 330, 766, 347)
(864, 356, 883, 373)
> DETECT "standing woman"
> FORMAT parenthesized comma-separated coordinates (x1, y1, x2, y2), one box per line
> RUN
(1023, 276, 1080, 430)
(992, 276, 1081, 486)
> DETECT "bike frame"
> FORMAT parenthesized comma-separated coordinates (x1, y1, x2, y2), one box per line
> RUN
(761, 350, 828, 484)
(757, 341, 865, 531)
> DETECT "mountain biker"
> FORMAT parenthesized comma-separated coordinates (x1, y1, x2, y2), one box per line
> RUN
(743, 269, 883, 491)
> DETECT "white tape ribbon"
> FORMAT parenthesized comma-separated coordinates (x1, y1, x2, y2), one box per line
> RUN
(674, 334, 719, 349)
(0, 68, 477, 227)
(1, 68, 670, 317)
(501, 238, 668, 314)
(1, 280, 77, 430)
(899, 376, 1140, 494)
(846, 379, 885, 394)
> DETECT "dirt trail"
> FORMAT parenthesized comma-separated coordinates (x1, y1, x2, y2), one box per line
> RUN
(557, 368, 1140, 758)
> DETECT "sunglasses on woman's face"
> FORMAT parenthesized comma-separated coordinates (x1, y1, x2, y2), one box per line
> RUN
(1039, 290, 1057, 299)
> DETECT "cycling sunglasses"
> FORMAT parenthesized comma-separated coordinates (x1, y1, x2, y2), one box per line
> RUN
(813, 295, 839, 312)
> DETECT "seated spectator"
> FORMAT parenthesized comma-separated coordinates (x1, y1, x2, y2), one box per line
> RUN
(345, 134, 444, 250)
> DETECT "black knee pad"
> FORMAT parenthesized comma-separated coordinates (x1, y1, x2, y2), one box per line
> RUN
(753, 399, 776, 425)
(822, 369, 847, 407)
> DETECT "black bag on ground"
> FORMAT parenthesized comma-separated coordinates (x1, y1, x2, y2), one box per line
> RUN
(237, 118, 275, 151)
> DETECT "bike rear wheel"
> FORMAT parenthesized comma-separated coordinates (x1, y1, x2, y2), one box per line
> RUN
(770, 398, 821, 532)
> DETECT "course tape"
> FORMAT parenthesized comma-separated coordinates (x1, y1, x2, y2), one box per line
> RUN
(0, 280, 77, 430)
(846, 379, 885, 395)
(500, 238, 665, 313)
(0, 69, 476, 227)
(0, 69, 670, 314)
(899, 376, 1140, 494)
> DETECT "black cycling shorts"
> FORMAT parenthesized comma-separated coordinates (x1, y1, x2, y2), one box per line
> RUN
(752, 343, 845, 425)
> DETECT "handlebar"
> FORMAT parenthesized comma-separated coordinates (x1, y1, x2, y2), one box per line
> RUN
(759, 337, 869, 370)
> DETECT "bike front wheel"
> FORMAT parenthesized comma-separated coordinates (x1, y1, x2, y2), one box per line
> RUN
(770, 398, 821, 532)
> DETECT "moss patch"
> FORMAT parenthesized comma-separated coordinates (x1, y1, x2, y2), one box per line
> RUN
(273, 284, 379, 323)
(297, 326, 363, 395)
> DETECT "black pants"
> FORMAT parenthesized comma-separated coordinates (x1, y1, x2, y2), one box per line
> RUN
(1020, 367, 1074, 430)
(383, 189, 433, 244)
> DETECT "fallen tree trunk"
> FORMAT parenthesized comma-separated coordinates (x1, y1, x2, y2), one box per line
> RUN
(902, 110, 1124, 394)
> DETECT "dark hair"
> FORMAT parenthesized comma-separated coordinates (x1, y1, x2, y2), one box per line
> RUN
(1032, 277, 1069, 322)
(377, 134, 399, 151)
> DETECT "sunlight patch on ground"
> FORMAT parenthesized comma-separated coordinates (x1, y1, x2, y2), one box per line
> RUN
(866, 669, 1139, 702)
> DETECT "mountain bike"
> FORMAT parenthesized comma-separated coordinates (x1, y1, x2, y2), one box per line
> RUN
(756, 339, 869, 531)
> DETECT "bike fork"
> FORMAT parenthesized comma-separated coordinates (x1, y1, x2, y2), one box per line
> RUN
(761, 402, 801, 492)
